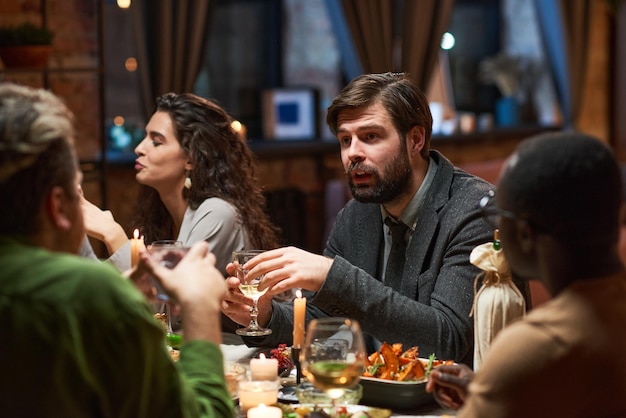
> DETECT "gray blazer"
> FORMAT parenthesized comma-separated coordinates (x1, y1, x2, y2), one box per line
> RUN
(247, 150, 527, 366)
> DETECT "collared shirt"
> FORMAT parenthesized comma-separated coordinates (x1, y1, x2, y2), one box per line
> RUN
(380, 156, 439, 282)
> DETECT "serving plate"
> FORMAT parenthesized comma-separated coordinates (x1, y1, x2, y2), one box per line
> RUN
(278, 385, 299, 404)
(359, 376, 435, 411)
(278, 403, 392, 418)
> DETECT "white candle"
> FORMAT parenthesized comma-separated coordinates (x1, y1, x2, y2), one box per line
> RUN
(247, 403, 282, 418)
(293, 289, 306, 348)
(238, 380, 279, 413)
(250, 353, 278, 381)
(130, 228, 144, 268)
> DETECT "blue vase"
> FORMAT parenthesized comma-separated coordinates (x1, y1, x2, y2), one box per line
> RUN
(495, 96, 520, 127)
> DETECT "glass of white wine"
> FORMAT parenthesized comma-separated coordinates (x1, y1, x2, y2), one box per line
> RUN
(233, 249, 272, 337)
(147, 240, 189, 344)
(301, 317, 366, 416)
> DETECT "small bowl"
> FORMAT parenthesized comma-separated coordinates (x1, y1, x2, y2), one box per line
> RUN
(224, 362, 247, 398)
(295, 382, 362, 405)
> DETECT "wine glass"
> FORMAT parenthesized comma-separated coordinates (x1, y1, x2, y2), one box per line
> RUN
(301, 317, 366, 416)
(148, 240, 189, 341)
(233, 250, 272, 337)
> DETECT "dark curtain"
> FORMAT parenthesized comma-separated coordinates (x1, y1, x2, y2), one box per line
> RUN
(131, 0, 215, 119)
(402, 0, 454, 90)
(341, 0, 394, 74)
(534, 0, 592, 128)
(340, 0, 454, 91)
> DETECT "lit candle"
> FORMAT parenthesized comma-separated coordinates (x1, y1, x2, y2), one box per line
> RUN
(247, 403, 282, 418)
(238, 380, 279, 413)
(250, 353, 278, 381)
(293, 289, 306, 348)
(130, 228, 144, 268)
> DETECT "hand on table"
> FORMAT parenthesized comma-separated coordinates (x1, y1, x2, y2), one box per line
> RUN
(425, 363, 475, 410)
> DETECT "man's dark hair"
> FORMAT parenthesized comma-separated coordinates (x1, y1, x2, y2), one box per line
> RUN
(326, 72, 433, 158)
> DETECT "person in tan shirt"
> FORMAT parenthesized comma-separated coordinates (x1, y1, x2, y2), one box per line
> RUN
(426, 131, 626, 417)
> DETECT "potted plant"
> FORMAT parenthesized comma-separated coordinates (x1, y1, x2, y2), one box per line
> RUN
(0, 23, 54, 69)
(478, 53, 530, 127)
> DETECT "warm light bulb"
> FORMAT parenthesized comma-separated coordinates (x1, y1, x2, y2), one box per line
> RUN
(113, 116, 125, 126)
(125, 57, 137, 72)
(117, 0, 131, 8)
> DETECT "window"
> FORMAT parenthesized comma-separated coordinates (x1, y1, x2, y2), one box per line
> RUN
(447, 0, 501, 114)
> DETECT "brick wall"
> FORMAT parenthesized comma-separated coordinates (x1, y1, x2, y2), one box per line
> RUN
(0, 0, 103, 206)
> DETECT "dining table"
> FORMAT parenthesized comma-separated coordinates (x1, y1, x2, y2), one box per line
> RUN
(219, 333, 456, 418)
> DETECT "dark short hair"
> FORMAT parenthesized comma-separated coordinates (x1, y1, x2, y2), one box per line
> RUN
(499, 131, 622, 247)
(326, 72, 433, 158)
(0, 83, 77, 237)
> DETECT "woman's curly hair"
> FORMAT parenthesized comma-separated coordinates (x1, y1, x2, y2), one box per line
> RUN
(133, 92, 280, 249)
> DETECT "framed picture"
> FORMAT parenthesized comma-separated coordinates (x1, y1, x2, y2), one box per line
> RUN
(262, 88, 319, 140)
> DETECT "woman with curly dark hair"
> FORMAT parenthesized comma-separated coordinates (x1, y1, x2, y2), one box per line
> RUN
(80, 92, 280, 275)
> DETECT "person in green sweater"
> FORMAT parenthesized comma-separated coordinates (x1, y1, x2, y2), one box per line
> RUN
(0, 82, 235, 418)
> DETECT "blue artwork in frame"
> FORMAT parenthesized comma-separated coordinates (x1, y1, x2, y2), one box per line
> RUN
(262, 88, 319, 140)
(277, 102, 300, 124)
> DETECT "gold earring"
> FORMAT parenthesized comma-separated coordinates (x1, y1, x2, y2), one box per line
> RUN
(184, 176, 192, 189)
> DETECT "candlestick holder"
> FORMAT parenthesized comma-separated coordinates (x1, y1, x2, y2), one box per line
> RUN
(290, 346, 302, 385)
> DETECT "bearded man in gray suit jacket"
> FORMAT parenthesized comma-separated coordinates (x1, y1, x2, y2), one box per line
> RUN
(222, 72, 529, 366)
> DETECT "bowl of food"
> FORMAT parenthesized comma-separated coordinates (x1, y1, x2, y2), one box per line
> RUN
(295, 382, 362, 405)
(359, 343, 453, 410)
(360, 376, 432, 410)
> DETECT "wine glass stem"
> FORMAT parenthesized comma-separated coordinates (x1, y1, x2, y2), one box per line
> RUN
(331, 398, 338, 418)
(166, 303, 173, 334)
(249, 299, 260, 330)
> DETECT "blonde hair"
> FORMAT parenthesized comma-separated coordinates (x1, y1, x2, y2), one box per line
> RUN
(0, 83, 78, 236)
(0, 83, 74, 182)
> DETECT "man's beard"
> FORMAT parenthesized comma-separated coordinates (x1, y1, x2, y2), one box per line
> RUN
(346, 147, 412, 204)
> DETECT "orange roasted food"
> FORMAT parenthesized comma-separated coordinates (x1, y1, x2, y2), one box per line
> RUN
(363, 343, 453, 382)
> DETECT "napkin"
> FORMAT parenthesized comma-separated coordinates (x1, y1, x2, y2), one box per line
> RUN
(219, 332, 261, 364)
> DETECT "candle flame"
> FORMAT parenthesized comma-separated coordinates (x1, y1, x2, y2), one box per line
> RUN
(296, 289, 302, 298)
(133, 228, 140, 239)
(259, 353, 266, 360)
(258, 403, 267, 410)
